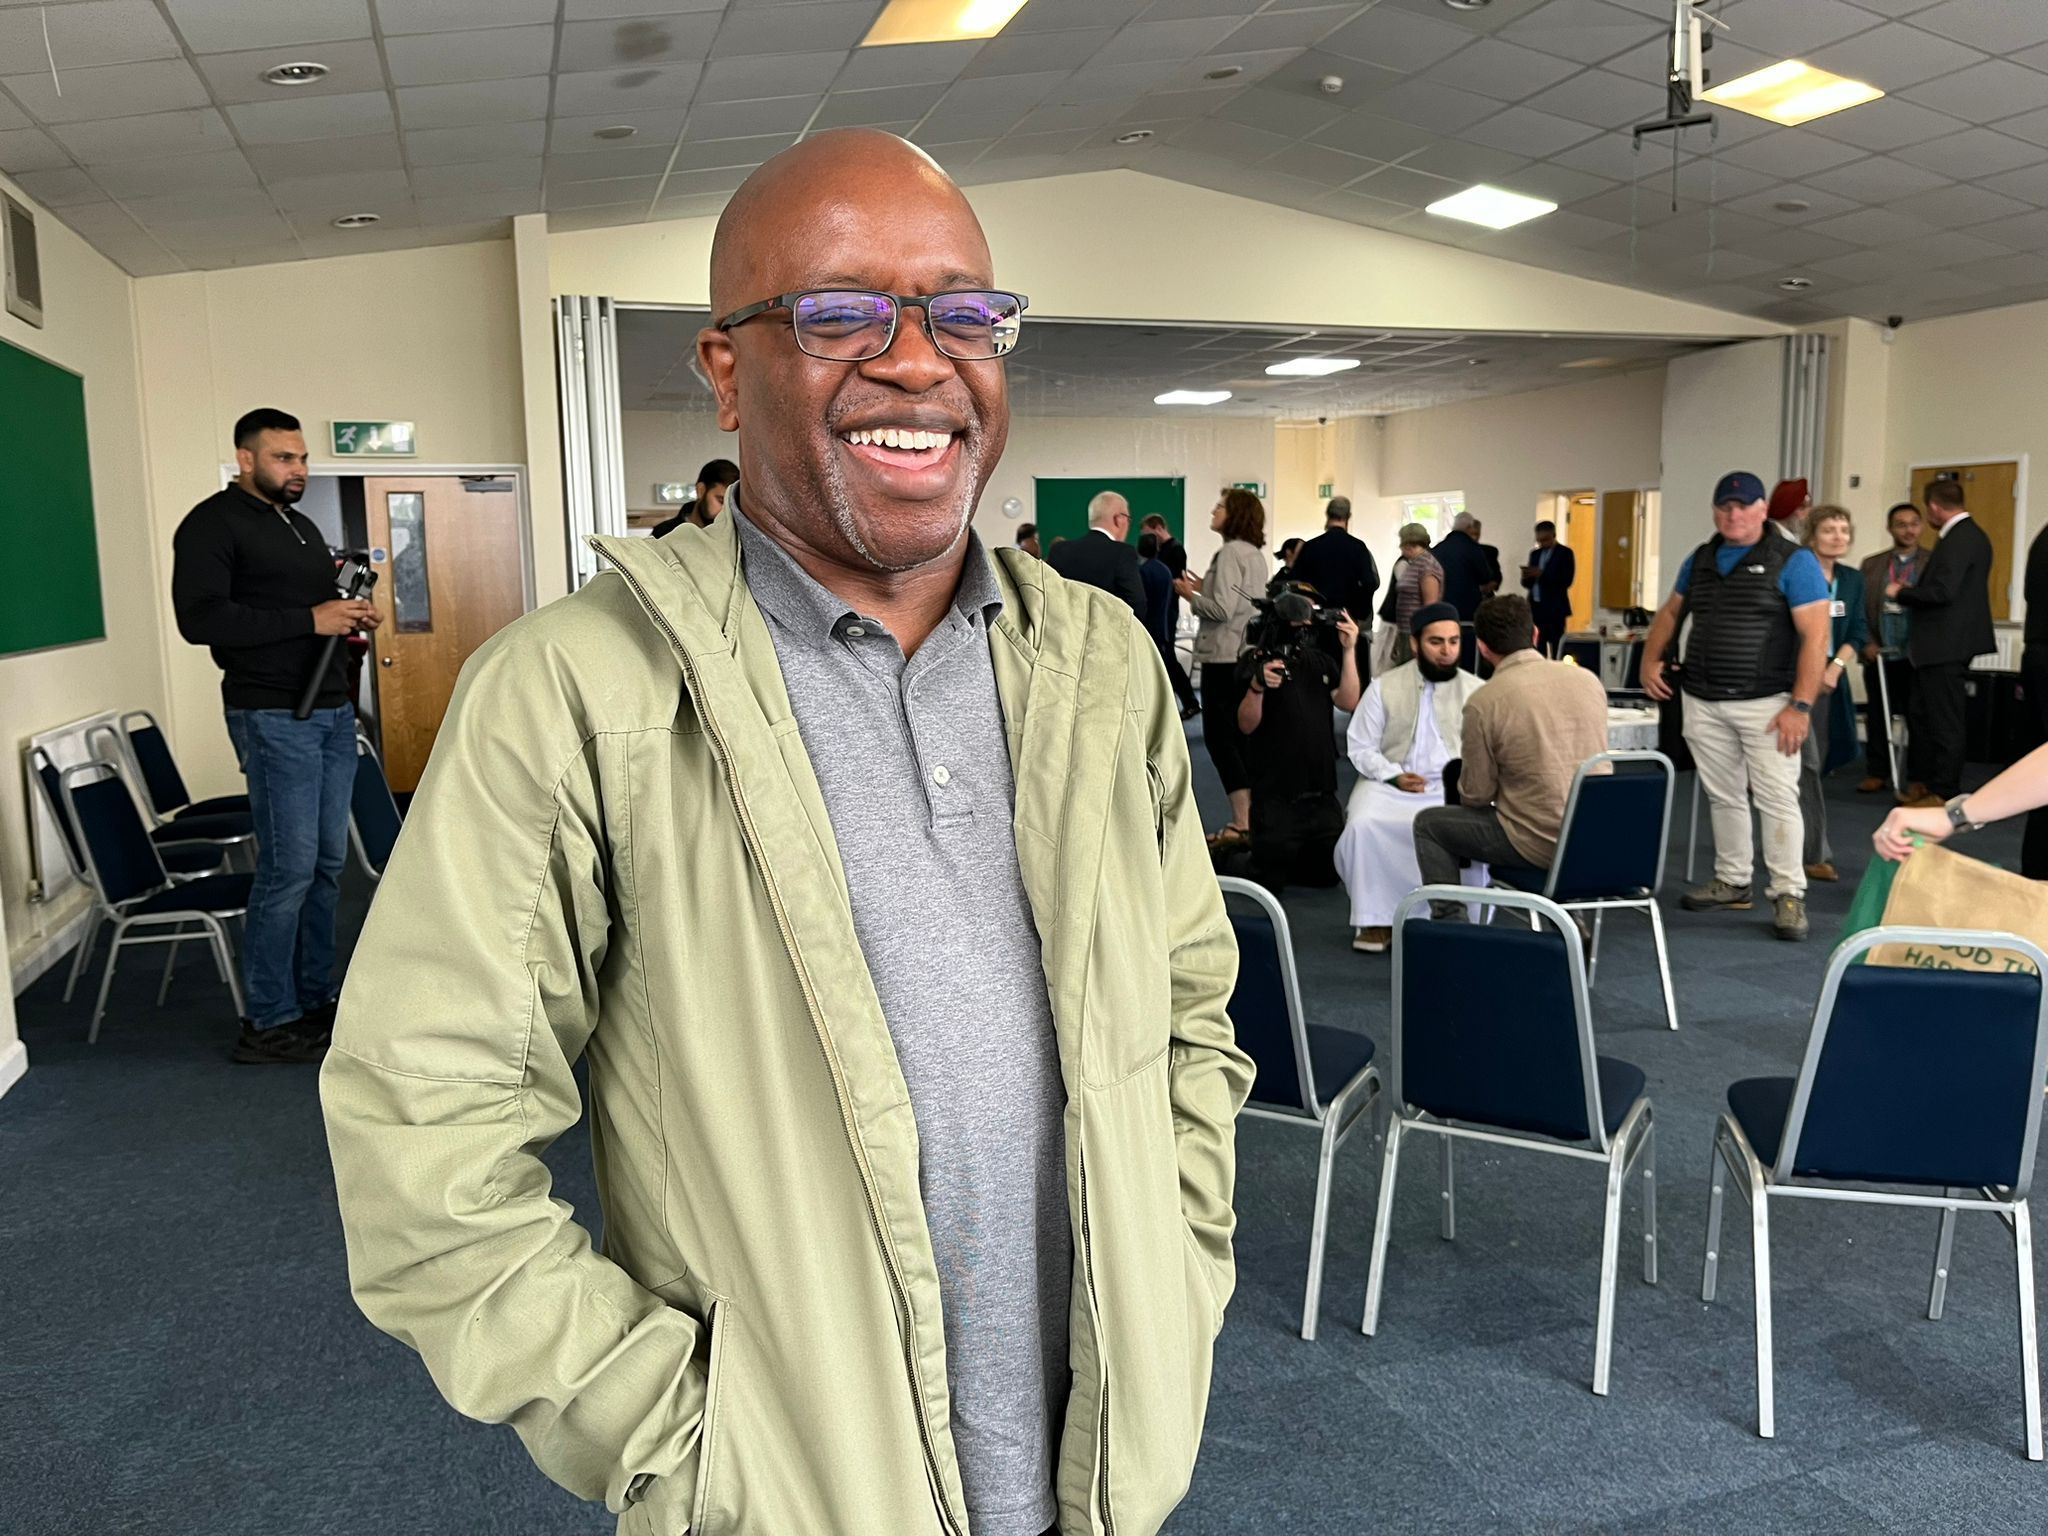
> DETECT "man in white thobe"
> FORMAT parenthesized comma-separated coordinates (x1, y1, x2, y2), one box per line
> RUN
(1337, 605, 1485, 952)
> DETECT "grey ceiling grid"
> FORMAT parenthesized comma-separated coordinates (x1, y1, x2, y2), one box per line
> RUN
(0, 1, 2043, 327)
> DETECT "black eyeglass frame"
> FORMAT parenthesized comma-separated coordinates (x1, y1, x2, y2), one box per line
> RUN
(711, 288, 1031, 362)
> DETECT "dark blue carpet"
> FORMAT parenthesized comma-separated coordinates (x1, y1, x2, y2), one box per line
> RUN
(4, 733, 2047, 1534)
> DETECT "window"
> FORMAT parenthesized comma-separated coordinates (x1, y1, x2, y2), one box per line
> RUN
(387, 493, 432, 633)
(1397, 492, 1464, 538)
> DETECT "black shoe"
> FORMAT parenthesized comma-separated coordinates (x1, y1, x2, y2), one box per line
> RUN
(230, 1020, 326, 1065)
(296, 999, 338, 1049)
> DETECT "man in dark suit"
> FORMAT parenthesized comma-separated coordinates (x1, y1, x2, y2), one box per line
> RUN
(1288, 495, 1379, 624)
(1892, 476, 1995, 806)
(1520, 519, 1577, 656)
(1139, 513, 1199, 715)
(1470, 518, 1503, 599)
(1857, 502, 1925, 794)
(1433, 512, 1496, 621)
(1047, 489, 1145, 616)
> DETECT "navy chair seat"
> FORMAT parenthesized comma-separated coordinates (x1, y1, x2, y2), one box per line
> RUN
(174, 794, 250, 819)
(152, 812, 250, 843)
(1594, 1057, 1649, 1135)
(1306, 1025, 1376, 1107)
(125, 872, 253, 918)
(162, 845, 223, 876)
(1490, 861, 1548, 891)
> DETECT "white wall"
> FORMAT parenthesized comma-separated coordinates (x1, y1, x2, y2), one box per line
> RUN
(622, 409, 730, 516)
(1, 172, 166, 1015)
(1658, 340, 1786, 597)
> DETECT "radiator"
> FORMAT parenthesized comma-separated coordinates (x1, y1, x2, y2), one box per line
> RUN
(21, 707, 123, 912)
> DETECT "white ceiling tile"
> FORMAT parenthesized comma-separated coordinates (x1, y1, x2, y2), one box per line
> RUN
(115, 185, 275, 222)
(10, 165, 102, 205)
(0, 92, 25, 132)
(550, 205, 642, 232)
(406, 120, 548, 166)
(1808, 246, 1926, 283)
(1462, 104, 1599, 158)
(932, 70, 1068, 117)
(1349, 163, 1462, 207)
(1260, 47, 1401, 104)
(398, 78, 552, 130)
(1259, 138, 1376, 187)
(1498, 160, 1614, 205)
(49, 107, 233, 162)
(1499, 0, 1649, 66)
(155, 212, 300, 253)
(558, 14, 722, 72)
(1421, 38, 1582, 104)
(409, 157, 541, 195)
(0, 1, 178, 67)
(1210, 86, 1346, 140)
(553, 65, 703, 118)
(1545, 129, 1693, 181)
(384, 27, 557, 88)
(1894, 127, 2048, 179)
(1714, 0, 1885, 53)
(1519, 68, 1669, 130)
(914, 107, 1034, 143)
(1804, 21, 1985, 91)
(417, 188, 543, 223)
(962, 28, 1110, 79)
(811, 84, 947, 129)
(1979, 159, 2048, 206)
(229, 91, 395, 146)
(546, 173, 663, 212)
(1319, 5, 1471, 71)
(1804, 96, 1969, 153)
(2, 58, 208, 122)
(1003, 0, 1148, 31)
(93, 148, 257, 197)
(709, 1, 876, 58)
(1094, 17, 1244, 67)
(58, 200, 155, 241)
(1354, 76, 1499, 134)
(1805, 152, 1948, 202)
(669, 131, 795, 172)
(1718, 130, 1869, 180)
(1950, 250, 2048, 288)
(1970, 208, 2048, 248)
(1165, 116, 1295, 164)
(246, 133, 402, 178)
(1060, 60, 1197, 106)
(1883, 228, 2021, 267)
(547, 143, 676, 178)
(550, 110, 689, 151)
(1888, 180, 2035, 226)
(375, 0, 557, 35)
(77, 233, 186, 275)
(1222, 7, 1358, 55)
(650, 164, 751, 199)
(563, 0, 724, 17)
(269, 168, 411, 211)
(1803, 206, 1940, 247)
(1308, 109, 1436, 162)
(677, 94, 819, 141)
(1902, 59, 2048, 119)
(836, 40, 983, 90)
(413, 217, 514, 247)
(697, 51, 849, 103)
(1717, 181, 1862, 224)
(2002, 106, 2048, 149)
(1912, 0, 2048, 52)
(194, 39, 386, 105)
(0, 127, 73, 171)
(164, 0, 370, 53)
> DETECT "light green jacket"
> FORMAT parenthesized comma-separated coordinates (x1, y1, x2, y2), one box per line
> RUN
(320, 511, 1253, 1536)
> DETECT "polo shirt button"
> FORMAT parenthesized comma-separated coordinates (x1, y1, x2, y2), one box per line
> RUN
(845, 624, 865, 638)
(932, 764, 951, 786)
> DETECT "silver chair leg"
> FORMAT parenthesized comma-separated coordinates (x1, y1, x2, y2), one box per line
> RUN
(65, 907, 104, 1004)
(1703, 1128, 1729, 1303)
(1589, 907, 1605, 989)
(87, 927, 124, 1044)
(203, 916, 247, 1019)
(1753, 1183, 1776, 1440)
(1362, 1119, 1406, 1337)
(1929, 1191, 1958, 1321)
(1594, 1131, 1628, 1396)
(1642, 1118, 1659, 1287)
(1647, 900, 1680, 1031)
(157, 933, 183, 1007)
(2017, 1200, 2043, 1461)
(1687, 774, 1701, 883)
(1440, 1135, 1456, 1242)
(1301, 1109, 1344, 1342)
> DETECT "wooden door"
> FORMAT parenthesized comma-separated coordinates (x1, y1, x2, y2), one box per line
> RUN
(1911, 460, 2018, 622)
(1564, 491, 1598, 624)
(1599, 489, 1639, 611)
(365, 476, 526, 791)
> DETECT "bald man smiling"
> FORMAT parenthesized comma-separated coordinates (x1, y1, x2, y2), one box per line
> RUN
(323, 130, 1251, 1536)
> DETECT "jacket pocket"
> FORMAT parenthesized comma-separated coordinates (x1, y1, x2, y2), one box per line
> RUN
(690, 1296, 732, 1536)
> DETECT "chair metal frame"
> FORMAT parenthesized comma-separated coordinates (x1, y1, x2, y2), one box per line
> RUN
(1219, 876, 1383, 1342)
(1493, 749, 1680, 1032)
(348, 732, 403, 883)
(84, 714, 256, 866)
(1367, 886, 1659, 1396)
(59, 759, 248, 1042)
(1702, 926, 2048, 1459)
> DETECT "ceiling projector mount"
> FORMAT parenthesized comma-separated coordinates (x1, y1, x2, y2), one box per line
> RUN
(1632, 0, 1727, 206)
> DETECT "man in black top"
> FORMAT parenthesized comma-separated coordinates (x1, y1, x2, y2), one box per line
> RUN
(172, 408, 379, 1065)
(1891, 476, 1996, 807)
(1433, 512, 1496, 621)
(1139, 512, 1199, 716)
(1046, 490, 1145, 615)
(1521, 519, 1576, 655)
(2024, 519, 2048, 877)
(1470, 518, 1503, 599)
(1289, 495, 1380, 650)
(1223, 598, 1363, 891)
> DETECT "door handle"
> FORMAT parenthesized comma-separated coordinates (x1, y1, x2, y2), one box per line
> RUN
(380, 656, 394, 667)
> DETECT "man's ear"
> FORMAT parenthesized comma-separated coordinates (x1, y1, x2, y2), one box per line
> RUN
(697, 328, 741, 432)
(234, 445, 254, 478)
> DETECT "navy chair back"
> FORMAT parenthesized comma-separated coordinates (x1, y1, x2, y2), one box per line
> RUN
(1780, 930, 2048, 1193)
(1394, 888, 1606, 1146)
(1220, 877, 1311, 1115)
(121, 712, 191, 816)
(60, 761, 168, 907)
(352, 736, 405, 876)
(30, 746, 88, 875)
(1547, 752, 1673, 903)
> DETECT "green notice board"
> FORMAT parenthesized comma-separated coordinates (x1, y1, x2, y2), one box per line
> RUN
(0, 336, 102, 655)
(1033, 477, 1185, 549)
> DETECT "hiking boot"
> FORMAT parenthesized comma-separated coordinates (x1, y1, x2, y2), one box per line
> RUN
(1856, 777, 1888, 794)
(1774, 894, 1810, 942)
(1896, 781, 1930, 805)
(296, 1000, 337, 1050)
(1353, 927, 1390, 954)
(1805, 862, 1840, 882)
(230, 1021, 326, 1065)
(1681, 878, 1753, 911)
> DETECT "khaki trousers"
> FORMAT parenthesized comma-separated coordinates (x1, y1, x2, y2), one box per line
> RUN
(1683, 691, 1806, 900)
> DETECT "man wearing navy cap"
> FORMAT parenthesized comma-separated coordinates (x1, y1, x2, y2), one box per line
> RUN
(1640, 471, 1832, 941)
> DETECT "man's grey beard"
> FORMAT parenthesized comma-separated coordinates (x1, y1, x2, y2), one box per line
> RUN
(819, 437, 983, 573)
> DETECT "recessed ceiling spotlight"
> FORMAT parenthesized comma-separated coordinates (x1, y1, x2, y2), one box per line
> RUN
(1779, 276, 1815, 291)
(1115, 130, 1154, 144)
(1155, 389, 1232, 406)
(1204, 65, 1243, 81)
(263, 61, 329, 87)
(1444, 0, 1492, 9)
(1702, 60, 1883, 125)
(1773, 198, 1812, 213)
(332, 213, 381, 229)
(1426, 183, 1557, 230)
(1266, 357, 1360, 377)
(594, 125, 637, 140)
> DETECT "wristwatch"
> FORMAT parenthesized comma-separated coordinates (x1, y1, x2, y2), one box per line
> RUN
(1791, 699, 1813, 715)
(1945, 794, 1981, 834)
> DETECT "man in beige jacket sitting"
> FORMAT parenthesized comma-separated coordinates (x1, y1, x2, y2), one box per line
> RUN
(1412, 595, 1610, 918)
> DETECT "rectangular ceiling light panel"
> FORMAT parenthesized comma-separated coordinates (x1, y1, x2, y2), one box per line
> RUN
(862, 0, 1032, 47)
(1701, 61, 1884, 126)
(1425, 184, 1557, 230)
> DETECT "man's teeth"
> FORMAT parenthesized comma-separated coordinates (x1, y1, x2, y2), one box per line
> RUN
(844, 427, 951, 450)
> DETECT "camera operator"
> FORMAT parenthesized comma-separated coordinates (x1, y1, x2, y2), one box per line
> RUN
(172, 408, 381, 1065)
(1223, 582, 1363, 891)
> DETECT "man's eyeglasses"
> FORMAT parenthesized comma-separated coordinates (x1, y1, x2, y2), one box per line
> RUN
(713, 289, 1028, 363)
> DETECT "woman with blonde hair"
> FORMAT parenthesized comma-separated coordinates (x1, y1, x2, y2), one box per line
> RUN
(1798, 505, 1869, 880)
(1178, 488, 1270, 848)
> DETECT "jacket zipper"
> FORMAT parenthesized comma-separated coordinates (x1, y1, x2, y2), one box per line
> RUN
(1077, 1140, 1114, 1535)
(606, 560, 965, 1536)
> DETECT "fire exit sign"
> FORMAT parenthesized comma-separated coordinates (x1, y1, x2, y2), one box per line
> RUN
(331, 420, 416, 457)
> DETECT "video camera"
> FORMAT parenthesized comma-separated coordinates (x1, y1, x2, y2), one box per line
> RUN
(294, 556, 379, 720)
(1238, 577, 1344, 685)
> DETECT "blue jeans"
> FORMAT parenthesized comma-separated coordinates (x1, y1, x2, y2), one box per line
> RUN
(225, 705, 356, 1030)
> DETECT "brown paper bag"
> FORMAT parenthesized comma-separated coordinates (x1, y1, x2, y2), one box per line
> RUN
(1866, 843, 2048, 974)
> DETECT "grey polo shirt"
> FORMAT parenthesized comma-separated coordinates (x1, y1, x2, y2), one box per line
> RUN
(733, 505, 1070, 1536)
